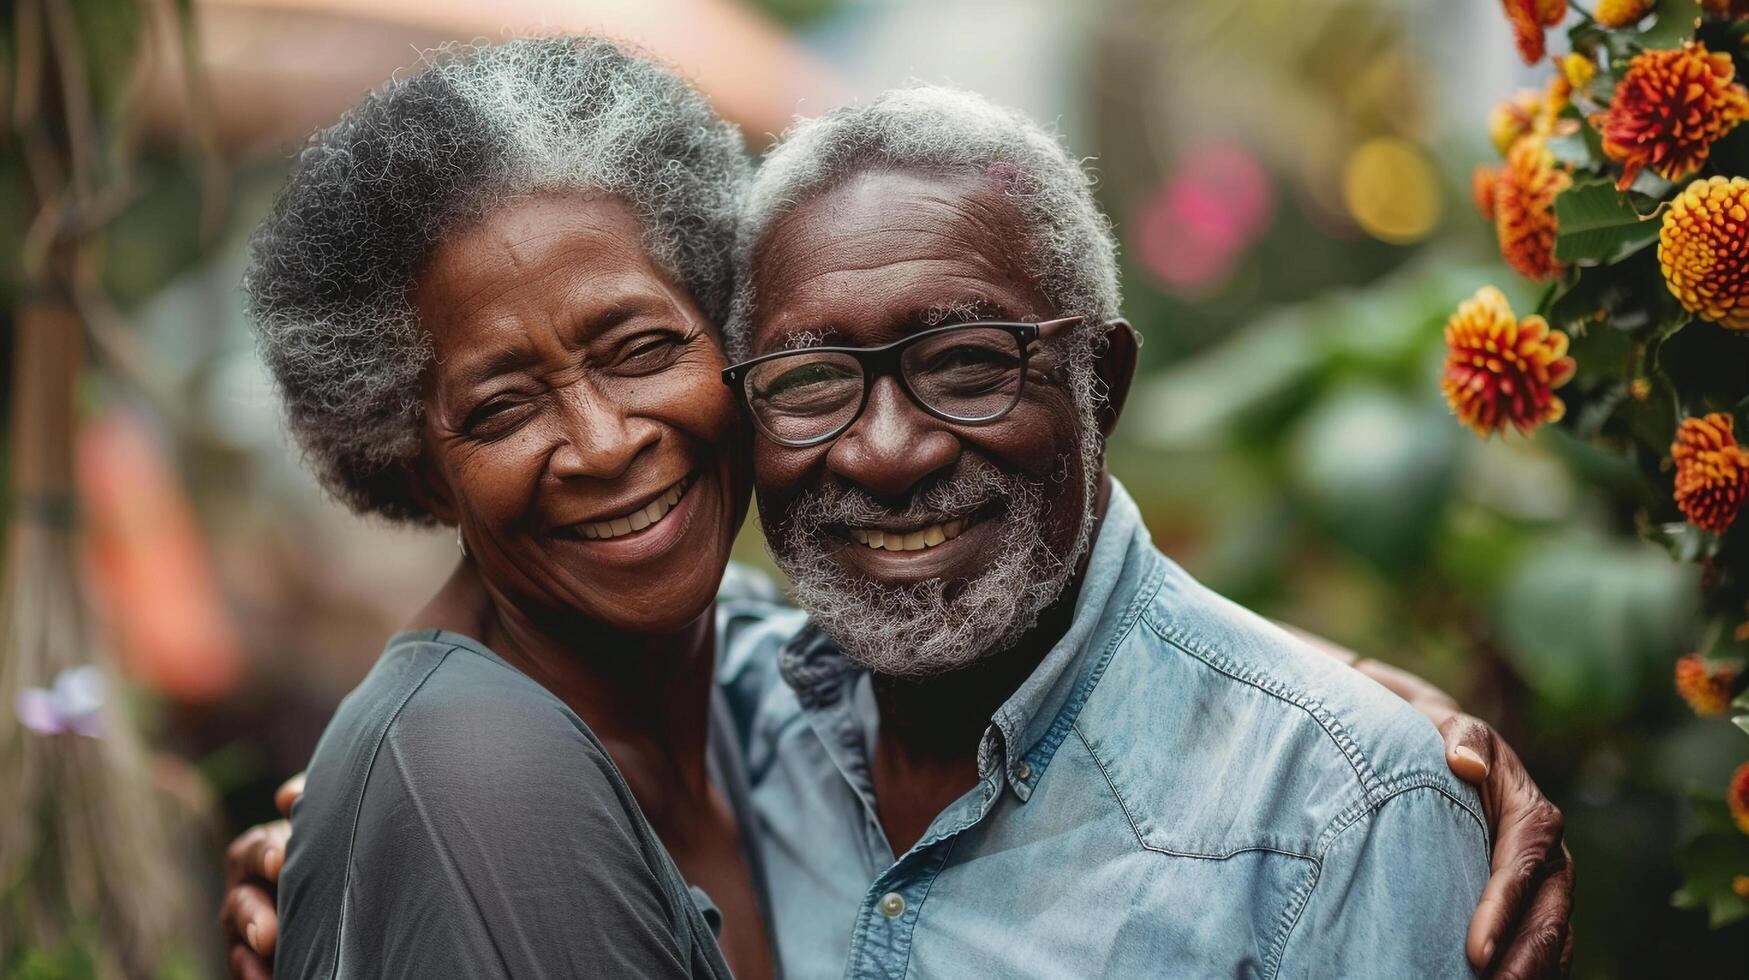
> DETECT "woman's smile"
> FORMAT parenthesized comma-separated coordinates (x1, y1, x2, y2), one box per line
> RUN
(547, 467, 718, 567)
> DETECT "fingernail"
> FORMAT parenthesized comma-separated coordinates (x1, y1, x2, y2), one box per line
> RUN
(1481, 937, 1495, 964)
(265, 847, 282, 876)
(1455, 745, 1489, 775)
(247, 922, 261, 954)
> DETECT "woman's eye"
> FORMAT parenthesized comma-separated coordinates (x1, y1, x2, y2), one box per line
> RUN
(463, 397, 531, 434)
(614, 332, 687, 371)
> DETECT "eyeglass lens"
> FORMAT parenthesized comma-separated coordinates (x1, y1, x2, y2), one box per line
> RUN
(743, 326, 1026, 444)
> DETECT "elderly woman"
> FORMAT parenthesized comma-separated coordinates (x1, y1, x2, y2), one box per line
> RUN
(245, 37, 769, 978)
(225, 35, 1572, 980)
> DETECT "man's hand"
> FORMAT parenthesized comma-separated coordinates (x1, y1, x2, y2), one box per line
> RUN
(221, 774, 303, 980)
(1350, 657, 1574, 980)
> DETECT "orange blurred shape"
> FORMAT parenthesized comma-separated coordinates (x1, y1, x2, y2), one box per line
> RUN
(76, 410, 243, 704)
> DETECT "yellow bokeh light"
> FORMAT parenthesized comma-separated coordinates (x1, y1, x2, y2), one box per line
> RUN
(1342, 136, 1443, 245)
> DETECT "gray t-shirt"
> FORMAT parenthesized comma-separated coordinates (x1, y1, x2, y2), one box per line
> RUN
(277, 629, 738, 979)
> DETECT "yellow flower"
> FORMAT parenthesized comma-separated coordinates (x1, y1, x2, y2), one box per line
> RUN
(1673, 413, 1749, 533)
(1596, 43, 1749, 190)
(1496, 136, 1571, 281)
(1596, 0, 1654, 26)
(1675, 654, 1738, 716)
(1489, 90, 1545, 155)
(1660, 177, 1749, 330)
(1560, 52, 1598, 91)
(1441, 286, 1576, 437)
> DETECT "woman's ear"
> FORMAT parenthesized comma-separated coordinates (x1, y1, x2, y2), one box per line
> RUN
(1094, 319, 1139, 438)
(398, 454, 461, 527)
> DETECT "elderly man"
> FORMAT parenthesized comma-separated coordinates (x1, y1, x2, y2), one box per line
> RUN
(222, 78, 1572, 980)
(721, 87, 1555, 979)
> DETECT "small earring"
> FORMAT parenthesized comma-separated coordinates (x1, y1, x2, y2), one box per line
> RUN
(456, 525, 469, 558)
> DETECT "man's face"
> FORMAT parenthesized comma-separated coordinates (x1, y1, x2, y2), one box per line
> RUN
(747, 167, 1100, 676)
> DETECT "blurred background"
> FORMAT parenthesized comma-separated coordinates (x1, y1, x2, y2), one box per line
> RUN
(1, 0, 1743, 976)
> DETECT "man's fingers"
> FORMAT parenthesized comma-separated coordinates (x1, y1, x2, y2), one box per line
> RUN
(275, 772, 307, 818)
(228, 943, 274, 980)
(1466, 801, 1563, 969)
(1440, 714, 1497, 786)
(219, 882, 279, 957)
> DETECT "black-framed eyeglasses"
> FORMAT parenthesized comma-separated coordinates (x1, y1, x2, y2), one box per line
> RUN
(721, 317, 1084, 448)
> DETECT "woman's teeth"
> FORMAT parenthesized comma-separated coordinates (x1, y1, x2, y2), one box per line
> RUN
(848, 519, 967, 552)
(578, 475, 693, 540)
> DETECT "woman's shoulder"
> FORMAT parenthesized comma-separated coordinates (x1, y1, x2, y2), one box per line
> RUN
(326, 630, 620, 801)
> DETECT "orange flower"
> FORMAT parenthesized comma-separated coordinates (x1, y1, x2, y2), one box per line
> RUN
(1675, 654, 1738, 716)
(1673, 413, 1749, 532)
(1596, 43, 1749, 190)
(1501, 0, 1568, 64)
(1731, 762, 1749, 836)
(1490, 90, 1545, 154)
(1442, 286, 1576, 437)
(1596, 0, 1654, 26)
(1496, 136, 1571, 281)
(1659, 176, 1749, 330)
(1735, 876, 1749, 900)
(1473, 165, 1499, 220)
(1703, 0, 1749, 16)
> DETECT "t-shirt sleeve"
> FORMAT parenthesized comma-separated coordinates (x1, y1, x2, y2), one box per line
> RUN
(1273, 785, 1489, 980)
(333, 683, 697, 980)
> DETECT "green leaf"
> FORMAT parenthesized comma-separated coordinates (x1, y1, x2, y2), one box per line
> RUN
(1554, 181, 1662, 263)
(1733, 714, 1749, 736)
(1634, 0, 1704, 51)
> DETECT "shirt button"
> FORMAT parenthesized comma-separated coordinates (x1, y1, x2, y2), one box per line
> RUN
(879, 892, 906, 918)
(1016, 760, 1033, 782)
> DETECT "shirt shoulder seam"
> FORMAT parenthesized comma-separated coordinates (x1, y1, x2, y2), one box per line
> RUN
(1263, 781, 1490, 979)
(1140, 609, 1382, 801)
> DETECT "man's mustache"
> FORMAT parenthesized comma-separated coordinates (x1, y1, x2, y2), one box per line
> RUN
(778, 463, 1022, 535)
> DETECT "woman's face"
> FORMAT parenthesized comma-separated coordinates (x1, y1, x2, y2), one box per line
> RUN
(410, 191, 745, 635)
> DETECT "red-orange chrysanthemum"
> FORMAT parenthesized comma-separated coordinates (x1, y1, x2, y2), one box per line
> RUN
(1675, 654, 1738, 716)
(1596, 43, 1749, 190)
(1442, 286, 1576, 437)
(1673, 413, 1749, 532)
(1473, 165, 1499, 220)
(1501, 0, 1568, 64)
(1730, 762, 1749, 835)
(1496, 136, 1571, 281)
(1659, 176, 1749, 330)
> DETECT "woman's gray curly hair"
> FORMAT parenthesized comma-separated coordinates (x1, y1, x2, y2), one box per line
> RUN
(243, 36, 747, 523)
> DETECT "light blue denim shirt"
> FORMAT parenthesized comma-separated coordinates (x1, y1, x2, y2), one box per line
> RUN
(729, 479, 1489, 979)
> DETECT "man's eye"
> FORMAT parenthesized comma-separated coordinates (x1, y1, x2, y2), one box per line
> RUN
(760, 361, 858, 400)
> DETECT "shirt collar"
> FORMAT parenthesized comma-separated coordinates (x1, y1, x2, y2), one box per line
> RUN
(778, 477, 1163, 802)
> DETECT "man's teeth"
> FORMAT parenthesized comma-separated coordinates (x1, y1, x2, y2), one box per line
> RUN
(847, 519, 967, 551)
(578, 476, 692, 540)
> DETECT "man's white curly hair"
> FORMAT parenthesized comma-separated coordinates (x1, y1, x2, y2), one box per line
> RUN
(244, 36, 748, 522)
(726, 85, 1121, 363)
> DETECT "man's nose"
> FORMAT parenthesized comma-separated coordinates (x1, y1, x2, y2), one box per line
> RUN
(823, 376, 958, 498)
(547, 380, 658, 481)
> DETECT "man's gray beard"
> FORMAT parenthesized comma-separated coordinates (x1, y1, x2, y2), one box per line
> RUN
(766, 454, 1095, 679)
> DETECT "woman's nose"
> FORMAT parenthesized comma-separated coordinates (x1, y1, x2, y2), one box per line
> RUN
(547, 380, 658, 481)
(824, 376, 959, 498)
